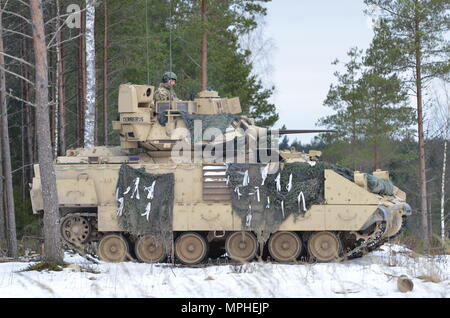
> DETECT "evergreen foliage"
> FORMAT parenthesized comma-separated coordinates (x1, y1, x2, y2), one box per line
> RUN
(0, 0, 277, 242)
(317, 44, 415, 171)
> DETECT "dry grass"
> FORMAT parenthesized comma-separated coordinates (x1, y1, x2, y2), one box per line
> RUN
(229, 263, 257, 274)
(395, 233, 450, 256)
(416, 275, 442, 283)
(382, 236, 448, 286)
(22, 260, 66, 272)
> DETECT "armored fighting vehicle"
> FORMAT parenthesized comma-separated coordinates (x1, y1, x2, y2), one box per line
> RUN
(30, 84, 411, 264)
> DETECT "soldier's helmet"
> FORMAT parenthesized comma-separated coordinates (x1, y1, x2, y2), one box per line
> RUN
(162, 71, 177, 83)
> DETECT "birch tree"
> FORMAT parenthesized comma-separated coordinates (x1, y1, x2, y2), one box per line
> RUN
(84, 0, 96, 148)
(433, 81, 450, 242)
(78, 6, 86, 147)
(441, 128, 447, 242)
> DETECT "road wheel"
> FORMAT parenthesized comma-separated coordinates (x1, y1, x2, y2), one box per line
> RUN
(175, 232, 208, 265)
(97, 234, 128, 263)
(225, 231, 257, 263)
(308, 231, 341, 262)
(268, 231, 302, 262)
(61, 215, 91, 245)
(135, 235, 166, 263)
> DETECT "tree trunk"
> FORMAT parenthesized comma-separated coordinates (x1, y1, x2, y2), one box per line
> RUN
(49, 36, 56, 156)
(0, 4, 17, 258)
(0, 119, 5, 242)
(20, 35, 25, 201)
(103, 0, 108, 146)
(351, 107, 357, 171)
(77, 8, 86, 148)
(429, 197, 433, 238)
(374, 143, 379, 171)
(56, 0, 66, 156)
(414, 16, 429, 246)
(441, 139, 447, 242)
(30, 0, 63, 263)
(84, 0, 96, 148)
(373, 114, 379, 170)
(200, 0, 208, 91)
(22, 22, 34, 185)
(21, 79, 25, 201)
(25, 80, 34, 185)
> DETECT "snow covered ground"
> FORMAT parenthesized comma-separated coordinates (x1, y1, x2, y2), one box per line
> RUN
(0, 244, 448, 298)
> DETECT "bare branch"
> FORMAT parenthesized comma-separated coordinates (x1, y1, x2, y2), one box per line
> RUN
(16, 0, 28, 8)
(0, 65, 34, 86)
(0, 51, 34, 67)
(1, 0, 9, 10)
(5, 92, 35, 107)
(1, 9, 31, 25)
(46, 23, 66, 49)
(44, 7, 86, 26)
(2, 27, 32, 39)
(47, 32, 82, 49)
(11, 163, 34, 174)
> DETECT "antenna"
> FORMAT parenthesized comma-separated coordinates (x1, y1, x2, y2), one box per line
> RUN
(169, 0, 173, 73)
(145, 0, 150, 84)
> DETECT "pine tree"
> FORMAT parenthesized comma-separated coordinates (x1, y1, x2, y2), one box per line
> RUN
(361, 21, 416, 170)
(289, 139, 301, 152)
(318, 48, 366, 170)
(318, 42, 415, 171)
(365, 0, 450, 245)
(30, 0, 63, 263)
(279, 125, 289, 150)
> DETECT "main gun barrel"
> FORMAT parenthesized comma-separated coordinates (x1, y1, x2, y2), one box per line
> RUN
(269, 129, 338, 135)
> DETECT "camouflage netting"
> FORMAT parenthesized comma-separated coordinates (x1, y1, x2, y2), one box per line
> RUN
(367, 174, 394, 196)
(225, 162, 354, 244)
(179, 112, 240, 142)
(116, 164, 174, 253)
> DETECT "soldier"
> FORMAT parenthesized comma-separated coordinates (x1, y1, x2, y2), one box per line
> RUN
(154, 71, 178, 101)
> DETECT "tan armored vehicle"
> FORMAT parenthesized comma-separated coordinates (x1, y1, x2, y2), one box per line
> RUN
(30, 84, 411, 264)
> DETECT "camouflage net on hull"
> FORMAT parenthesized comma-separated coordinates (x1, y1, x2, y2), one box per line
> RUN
(367, 174, 394, 195)
(116, 164, 174, 253)
(179, 112, 240, 142)
(225, 162, 354, 244)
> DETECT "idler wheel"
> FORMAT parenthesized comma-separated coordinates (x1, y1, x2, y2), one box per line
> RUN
(175, 232, 208, 265)
(61, 215, 91, 245)
(268, 231, 302, 262)
(97, 234, 129, 263)
(225, 231, 257, 263)
(308, 231, 341, 262)
(135, 235, 166, 263)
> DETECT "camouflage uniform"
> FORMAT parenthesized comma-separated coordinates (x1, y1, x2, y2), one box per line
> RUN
(154, 83, 178, 101)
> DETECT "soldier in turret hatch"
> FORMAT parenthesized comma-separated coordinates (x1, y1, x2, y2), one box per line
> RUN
(154, 71, 178, 101)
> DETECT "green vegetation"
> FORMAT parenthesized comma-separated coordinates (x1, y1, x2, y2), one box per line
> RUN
(22, 261, 66, 272)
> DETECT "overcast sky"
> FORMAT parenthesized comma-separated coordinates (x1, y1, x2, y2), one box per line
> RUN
(262, 0, 376, 144)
